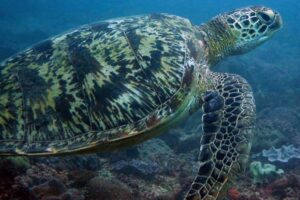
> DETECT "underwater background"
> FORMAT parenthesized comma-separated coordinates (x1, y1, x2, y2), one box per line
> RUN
(0, 0, 299, 199)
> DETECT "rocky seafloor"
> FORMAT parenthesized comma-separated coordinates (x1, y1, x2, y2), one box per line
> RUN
(0, 106, 299, 200)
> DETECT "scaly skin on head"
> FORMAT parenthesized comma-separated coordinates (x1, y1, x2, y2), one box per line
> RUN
(200, 6, 283, 65)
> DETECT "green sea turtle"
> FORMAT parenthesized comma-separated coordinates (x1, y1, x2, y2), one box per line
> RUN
(0, 5, 282, 200)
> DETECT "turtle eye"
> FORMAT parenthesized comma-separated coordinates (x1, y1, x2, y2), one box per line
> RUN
(257, 10, 275, 24)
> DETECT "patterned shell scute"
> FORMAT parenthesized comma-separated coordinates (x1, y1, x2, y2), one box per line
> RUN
(0, 14, 196, 153)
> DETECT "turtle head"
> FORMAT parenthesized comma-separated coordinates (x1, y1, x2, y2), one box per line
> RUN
(202, 6, 282, 64)
(224, 6, 282, 54)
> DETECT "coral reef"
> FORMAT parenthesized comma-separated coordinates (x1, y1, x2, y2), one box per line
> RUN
(0, 162, 87, 200)
(252, 124, 287, 153)
(85, 177, 133, 200)
(138, 138, 174, 161)
(33, 154, 101, 171)
(253, 145, 300, 163)
(12, 164, 70, 200)
(4, 157, 30, 169)
(227, 188, 241, 200)
(0, 157, 30, 200)
(0, 111, 297, 200)
(31, 178, 67, 199)
(252, 107, 300, 153)
(68, 170, 98, 188)
(249, 161, 284, 184)
(232, 172, 300, 200)
(112, 159, 159, 179)
(265, 173, 300, 199)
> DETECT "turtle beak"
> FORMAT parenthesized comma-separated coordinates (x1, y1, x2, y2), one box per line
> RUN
(269, 11, 283, 31)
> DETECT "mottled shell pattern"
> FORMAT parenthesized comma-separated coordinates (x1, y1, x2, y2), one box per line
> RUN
(0, 14, 204, 155)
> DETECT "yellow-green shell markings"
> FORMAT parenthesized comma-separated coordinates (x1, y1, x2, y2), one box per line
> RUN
(0, 14, 202, 155)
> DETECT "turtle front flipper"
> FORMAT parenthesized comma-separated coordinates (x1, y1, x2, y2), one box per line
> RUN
(186, 73, 255, 200)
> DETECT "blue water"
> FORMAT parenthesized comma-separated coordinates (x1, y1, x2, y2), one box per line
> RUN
(0, 0, 299, 200)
